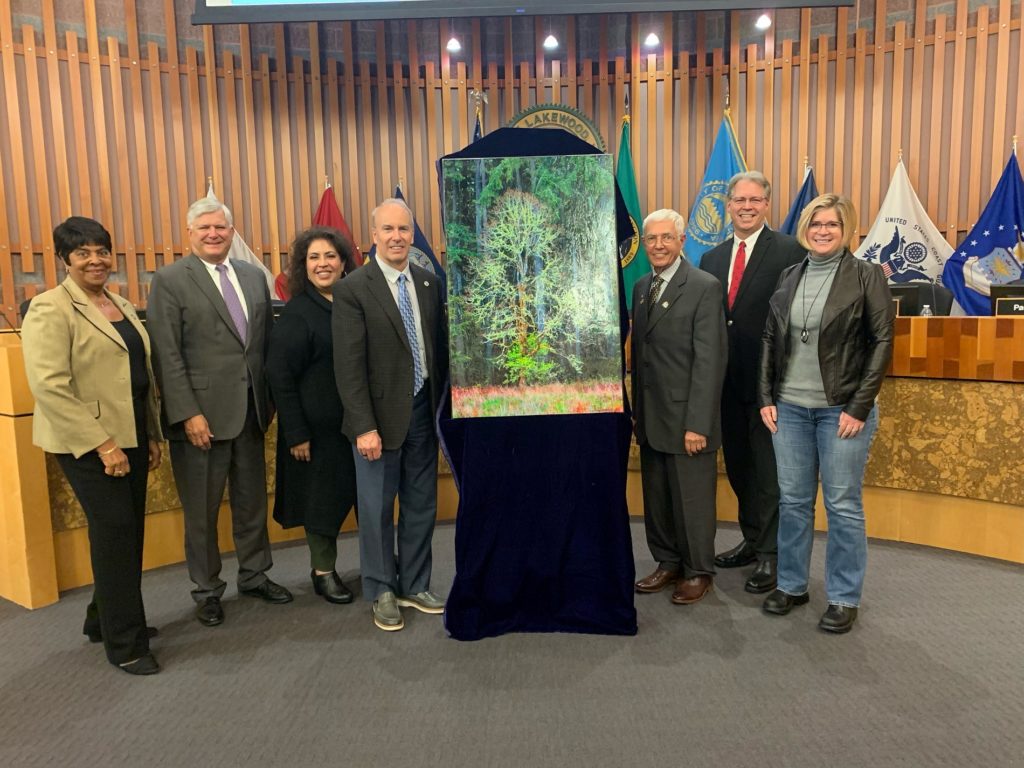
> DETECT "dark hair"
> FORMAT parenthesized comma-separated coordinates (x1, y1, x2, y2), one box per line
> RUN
(53, 217, 113, 263)
(286, 226, 358, 298)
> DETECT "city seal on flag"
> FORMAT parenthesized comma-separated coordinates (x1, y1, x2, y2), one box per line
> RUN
(619, 215, 640, 269)
(687, 180, 731, 251)
(409, 245, 438, 275)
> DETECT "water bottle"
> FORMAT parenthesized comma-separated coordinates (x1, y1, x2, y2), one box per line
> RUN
(920, 304, 934, 316)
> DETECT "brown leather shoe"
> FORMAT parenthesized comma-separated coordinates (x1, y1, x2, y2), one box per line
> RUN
(635, 567, 678, 593)
(671, 575, 713, 605)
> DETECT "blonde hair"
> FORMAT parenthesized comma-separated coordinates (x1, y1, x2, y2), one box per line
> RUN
(795, 193, 857, 252)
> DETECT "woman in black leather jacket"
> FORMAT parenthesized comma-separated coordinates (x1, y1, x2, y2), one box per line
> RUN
(757, 193, 894, 634)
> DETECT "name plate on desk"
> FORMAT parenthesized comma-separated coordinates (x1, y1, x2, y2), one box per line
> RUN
(994, 297, 1024, 315)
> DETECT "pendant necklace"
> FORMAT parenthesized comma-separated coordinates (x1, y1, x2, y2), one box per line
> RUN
(800, 258, 840, 343)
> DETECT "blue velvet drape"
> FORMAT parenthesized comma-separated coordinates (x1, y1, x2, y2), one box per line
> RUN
(438, 128, 638, 640)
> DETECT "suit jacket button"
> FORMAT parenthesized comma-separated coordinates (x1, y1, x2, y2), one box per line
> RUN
(727, 319, 734, 326)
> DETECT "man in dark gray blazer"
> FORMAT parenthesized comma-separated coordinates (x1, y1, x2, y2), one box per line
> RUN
(333, 198, 447, 632)
(148, 198, 292, 627)
(700, 171, 805, 594)
(632, 209, 727, 605)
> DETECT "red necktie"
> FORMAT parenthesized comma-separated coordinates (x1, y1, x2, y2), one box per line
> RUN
(728, 240, 746, 310)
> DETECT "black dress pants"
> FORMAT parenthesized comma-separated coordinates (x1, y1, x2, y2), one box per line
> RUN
(56, 446, 150, 665)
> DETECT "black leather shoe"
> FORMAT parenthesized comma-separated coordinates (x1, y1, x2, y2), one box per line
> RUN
(311, 570, 354, 604)
(196, 597, 224, 626)
(241, 578, 294, 604)
(762, 589, 810, 615)
(818, 604, 858, 634)
(714, 541, 757, 568)
(744, 560, 777, 594)
(117, 653, 160, 676)
(88, 626, 159, 644)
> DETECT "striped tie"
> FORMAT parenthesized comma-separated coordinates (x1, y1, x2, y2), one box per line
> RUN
(397, 274, 424, 395)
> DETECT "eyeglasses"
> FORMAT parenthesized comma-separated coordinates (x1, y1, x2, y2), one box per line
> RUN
(643, 233, 679, 245)
(808, 221, 843, 231)
(729, 196, 767, 206)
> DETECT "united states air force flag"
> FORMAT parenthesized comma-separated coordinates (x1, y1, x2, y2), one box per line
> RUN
(942, 154, 1024, 315)
(684, 110, 746, 265)
(855, 160, 951, 284)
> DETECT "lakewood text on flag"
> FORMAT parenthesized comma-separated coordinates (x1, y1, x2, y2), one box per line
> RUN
(684, 110, 747, 266)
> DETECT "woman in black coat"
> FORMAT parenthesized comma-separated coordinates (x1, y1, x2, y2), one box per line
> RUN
(267, 227, 360, 603)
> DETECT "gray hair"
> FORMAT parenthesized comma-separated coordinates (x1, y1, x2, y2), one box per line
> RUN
(726, 170, 771, 201)
(371, 197, 414, 226)
(186, 197, 234, 227)
(643, 209, 686, 239)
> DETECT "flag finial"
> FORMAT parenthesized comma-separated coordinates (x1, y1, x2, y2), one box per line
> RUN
(325, 176, 330, 190)
(207, 176, 213, 189)
(1014, 135, 1019, 155)
(898, 147, 903, 161)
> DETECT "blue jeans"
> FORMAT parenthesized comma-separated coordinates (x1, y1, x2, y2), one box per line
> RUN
(772, 400, 878, 607)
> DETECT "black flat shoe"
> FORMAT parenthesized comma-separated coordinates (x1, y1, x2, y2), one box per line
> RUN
(311, 570, 355, 605)
(117, 653, 160, 675)
(714, 541, 758, 568)
(87, 626, 159, 644)
(240, 578, 294, 604)
(818, 604, 858, 634)
(196, 596, 224, 627)
(762, 588, 810, 615)
(744, 560, 777, 594)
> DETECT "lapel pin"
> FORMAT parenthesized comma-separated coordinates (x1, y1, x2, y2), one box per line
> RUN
(662, 301, 670, 308)
(424, 280, 430, 287)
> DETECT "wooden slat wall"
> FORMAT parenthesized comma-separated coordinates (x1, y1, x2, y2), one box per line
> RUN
(2, 0, 1024, 326)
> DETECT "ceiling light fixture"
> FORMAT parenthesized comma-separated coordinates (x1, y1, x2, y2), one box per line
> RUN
(644, 32, 660, 48)
(755, 14, 772, 31)
(543, 34, 559, 50)
(446, 36, 462, 53)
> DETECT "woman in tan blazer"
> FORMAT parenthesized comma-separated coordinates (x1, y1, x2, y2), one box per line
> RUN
(21, 217, 164, 675)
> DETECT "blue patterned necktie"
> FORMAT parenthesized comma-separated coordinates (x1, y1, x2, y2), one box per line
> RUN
(397, 274, 424, 395)
(215, 263, 248, 343)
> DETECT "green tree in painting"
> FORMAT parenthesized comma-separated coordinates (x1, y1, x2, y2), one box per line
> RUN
(471, 190, 563, 385)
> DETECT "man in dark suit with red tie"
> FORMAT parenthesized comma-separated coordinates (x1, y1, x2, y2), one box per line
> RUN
(699, 171, 805, 594)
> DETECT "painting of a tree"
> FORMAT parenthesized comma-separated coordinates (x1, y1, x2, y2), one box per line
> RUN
(443, 153, 622, 418)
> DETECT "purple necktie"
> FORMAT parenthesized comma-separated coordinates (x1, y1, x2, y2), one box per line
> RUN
(215, 263, 248, 343)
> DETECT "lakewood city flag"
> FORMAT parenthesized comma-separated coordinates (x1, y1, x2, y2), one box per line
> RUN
(684, 110, 747, 265)
(942, 153, 1024, 314)
(615, 115, 648, 309)
(205, 182, 275, 295)
(368, 185, 446, 290)
(313, 185, 364, 266)
(780, 165, 819, 236)
(855, 159, 951, 285)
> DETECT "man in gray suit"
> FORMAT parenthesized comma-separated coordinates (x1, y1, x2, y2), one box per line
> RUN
(631, 209, 727, 605)
(333, 198, 447, 632)
(148, 198, 292, 627)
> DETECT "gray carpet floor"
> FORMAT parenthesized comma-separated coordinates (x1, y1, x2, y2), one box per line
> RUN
(0, 521, 1021, 768)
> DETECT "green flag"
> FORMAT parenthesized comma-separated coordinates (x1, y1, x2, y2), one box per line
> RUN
(615, 116, 648, 310)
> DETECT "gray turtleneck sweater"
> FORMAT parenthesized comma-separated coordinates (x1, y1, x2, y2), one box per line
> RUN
(777, 251, 842, 408)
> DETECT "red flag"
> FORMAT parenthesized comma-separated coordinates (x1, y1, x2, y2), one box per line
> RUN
(313, 187, 364, 265)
